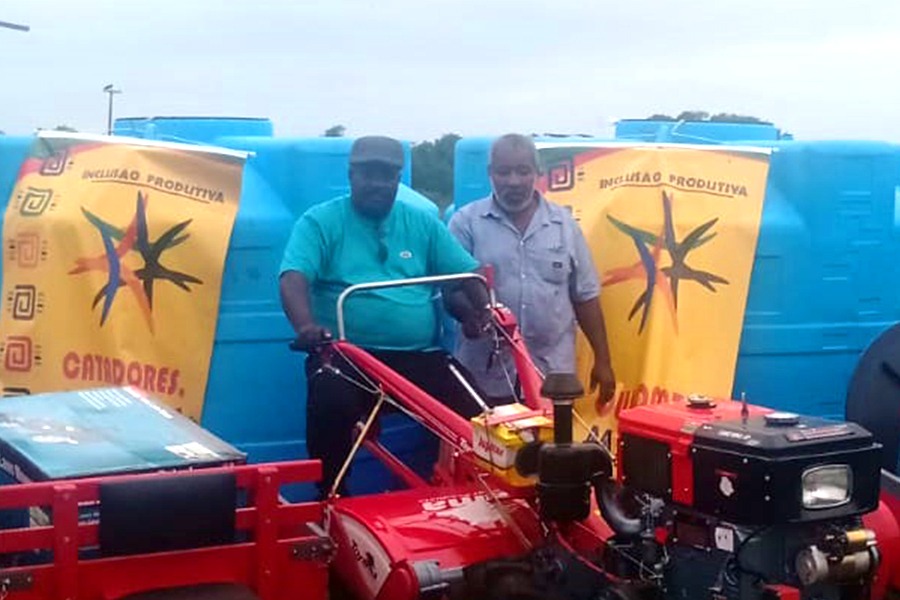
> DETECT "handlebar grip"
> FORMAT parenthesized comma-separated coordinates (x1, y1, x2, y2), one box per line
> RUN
(289, 330, 333, 352)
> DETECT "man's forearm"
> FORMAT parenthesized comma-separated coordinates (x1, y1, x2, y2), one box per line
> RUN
(573, 298, 612, 363)
(443, 287, 475, 322)
(462, 277, 490, 314)
(280, 271, 316, 335)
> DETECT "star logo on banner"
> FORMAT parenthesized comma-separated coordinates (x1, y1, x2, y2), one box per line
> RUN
(69, 191, 202, 332)
(604, 190, 729, 334)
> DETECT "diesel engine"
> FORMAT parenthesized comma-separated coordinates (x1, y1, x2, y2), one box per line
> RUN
(593, 393, 882, 600)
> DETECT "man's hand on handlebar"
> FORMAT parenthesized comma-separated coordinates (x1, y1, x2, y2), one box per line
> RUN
(291, 323, 333, 352)
(461, 306, 492, 339)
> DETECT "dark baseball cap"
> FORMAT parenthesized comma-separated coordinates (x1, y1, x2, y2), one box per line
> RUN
(349, 136, 404, 169)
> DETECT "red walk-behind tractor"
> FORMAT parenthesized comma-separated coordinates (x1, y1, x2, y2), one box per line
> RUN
(2, 274, 900, 600)
(310, 275, 899, 600)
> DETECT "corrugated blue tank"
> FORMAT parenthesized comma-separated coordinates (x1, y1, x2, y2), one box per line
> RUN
(453, 129, 900, 419)
(615, 119, 789, 144)
(0, 118, 440, 496)
(114, 116, 275, 145)
(737, 140, 900, 418)
(0, 136, 32, 295)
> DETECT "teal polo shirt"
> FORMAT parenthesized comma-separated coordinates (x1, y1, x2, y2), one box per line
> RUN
(280, 195, 479, 351)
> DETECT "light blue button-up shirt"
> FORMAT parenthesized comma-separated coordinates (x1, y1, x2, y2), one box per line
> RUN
(448, 195, 601, 397)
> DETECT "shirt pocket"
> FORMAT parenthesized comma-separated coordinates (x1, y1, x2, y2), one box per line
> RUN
(536, 248, 570, 284)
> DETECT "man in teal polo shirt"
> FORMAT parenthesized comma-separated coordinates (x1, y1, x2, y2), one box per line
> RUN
(279, 136, 489, 496)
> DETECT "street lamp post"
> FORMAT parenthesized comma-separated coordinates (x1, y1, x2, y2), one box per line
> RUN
(103, 84, 122, 135)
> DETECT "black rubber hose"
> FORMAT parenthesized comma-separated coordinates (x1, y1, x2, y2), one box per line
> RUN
(594, 479, 643, 538)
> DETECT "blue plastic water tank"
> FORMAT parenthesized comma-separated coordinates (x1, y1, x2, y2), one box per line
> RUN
(0, 136, 32, 296)
(452, 132, 900, 419)
(736, 140, 900, 418)
(615, 119, 785, 144)
(114, 116, 274, 145)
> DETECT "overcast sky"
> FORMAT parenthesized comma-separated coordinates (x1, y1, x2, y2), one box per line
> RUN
(3, 0, 899, 142)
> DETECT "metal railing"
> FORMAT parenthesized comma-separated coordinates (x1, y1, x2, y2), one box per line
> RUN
(335, 272, 489, 340)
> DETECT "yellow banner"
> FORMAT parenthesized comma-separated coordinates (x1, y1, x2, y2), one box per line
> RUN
(0, 133, 246, 419)
(536, 144, 771, 445)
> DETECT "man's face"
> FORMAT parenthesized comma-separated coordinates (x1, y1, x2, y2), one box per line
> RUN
(349, 162, 402, 220)
(489, 143, 538, 215)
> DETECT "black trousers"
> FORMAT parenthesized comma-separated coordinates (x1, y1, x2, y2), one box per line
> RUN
(305, 349, 490, 496)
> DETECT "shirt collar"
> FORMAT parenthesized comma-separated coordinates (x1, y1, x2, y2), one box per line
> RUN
(345, 193, 397, 232)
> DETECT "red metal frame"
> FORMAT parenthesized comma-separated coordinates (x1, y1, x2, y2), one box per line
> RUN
(333, 339, 539, 501)
(0, 461, 329, 600)
(360, 437, 430, 490)
(336, 341, 474, 451)
(490, 305, 551, 413)
(865, 496, 900, 598)
(333, 303, 553, 482)
(478, 265, 548, 412)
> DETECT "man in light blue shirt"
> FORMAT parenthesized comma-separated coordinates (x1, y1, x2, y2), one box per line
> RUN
(279, 136, 488, 496)
(448, 134, 616, 404)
